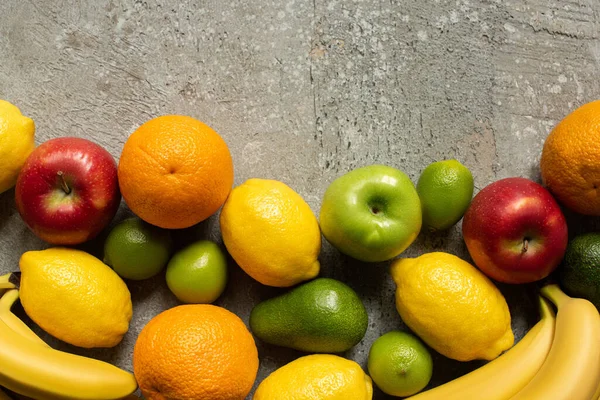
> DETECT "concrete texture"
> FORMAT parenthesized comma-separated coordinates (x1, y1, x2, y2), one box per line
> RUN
(1, 0, 599, 398)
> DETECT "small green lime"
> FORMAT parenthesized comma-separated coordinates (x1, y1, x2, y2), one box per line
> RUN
(368, 330, 433, 397)
(417, 159, 474, 232)
(103, 217, 172, 280)
(166, 240, 228, 304)
(560, 232, 600, 309)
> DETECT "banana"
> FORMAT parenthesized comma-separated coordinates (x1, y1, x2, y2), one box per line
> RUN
(0, 274, 15, 290)
(510, 284, 600, 400)
(0, 290, 47, 347)
(0, 298, 137, 399)
(406, 296, 555, 400)
(594, 382, 600, 400)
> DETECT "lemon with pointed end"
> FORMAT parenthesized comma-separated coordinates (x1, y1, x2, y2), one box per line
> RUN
(19, 247, 132, 348)
(220, 179, 320, 287)
(0, 100, 35, 194)
(254, 354, 373, 400)
(391, 252, 513, 361)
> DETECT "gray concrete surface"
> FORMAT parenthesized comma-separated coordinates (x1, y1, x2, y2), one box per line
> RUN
(1, 0, 600, 398)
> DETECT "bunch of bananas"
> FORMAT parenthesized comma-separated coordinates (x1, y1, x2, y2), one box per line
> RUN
(408, 284, 600, 400)
(0, 274, 138, 400)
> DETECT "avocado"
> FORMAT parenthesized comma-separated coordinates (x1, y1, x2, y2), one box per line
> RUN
(560, 232, 600, 309)
(249, 278, 368, 353)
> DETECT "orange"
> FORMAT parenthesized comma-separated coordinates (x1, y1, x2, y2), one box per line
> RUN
(541, 100, 600, 215)
(118, 115, 234, 229)
(133, 304, 258, 400)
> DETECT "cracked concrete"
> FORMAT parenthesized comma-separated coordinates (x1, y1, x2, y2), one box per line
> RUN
(1, 0, 600, 398)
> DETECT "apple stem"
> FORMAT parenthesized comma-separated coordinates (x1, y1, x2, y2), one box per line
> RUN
(57, 171, 71, 195)
(522, 239, 529, 253)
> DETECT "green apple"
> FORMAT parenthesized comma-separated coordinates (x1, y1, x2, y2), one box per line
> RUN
(320, 165, 422, 262)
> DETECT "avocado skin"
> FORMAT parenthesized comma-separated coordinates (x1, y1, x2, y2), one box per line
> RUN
(249, 278, 369, 353)
(560, 232, 600, 309)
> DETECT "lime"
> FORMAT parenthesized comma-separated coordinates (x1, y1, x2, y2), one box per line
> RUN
(368, 331, 433, 397)
(166, 240, 228, 304)
(417, 159, 474, 232)
(560, 233, 600, 309)
(103, 217, 172, 280)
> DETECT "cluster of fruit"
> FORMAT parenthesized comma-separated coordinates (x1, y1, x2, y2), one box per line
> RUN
(0, 97, 599, 400)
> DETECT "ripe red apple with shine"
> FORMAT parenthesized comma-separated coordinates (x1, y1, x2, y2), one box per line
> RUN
(462, 177, 568, 284)
(15, 137, 121, 245)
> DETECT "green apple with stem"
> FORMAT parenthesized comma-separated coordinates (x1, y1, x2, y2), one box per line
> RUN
(320, 165, 422, 262)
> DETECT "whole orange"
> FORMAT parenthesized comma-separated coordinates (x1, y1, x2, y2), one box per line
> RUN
(118, 115, 233, 229)
(133, 304, 258, 400)
(541, 100, 600, 215)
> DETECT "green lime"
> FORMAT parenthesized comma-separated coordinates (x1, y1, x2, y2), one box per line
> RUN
(368, 330, 433, 397)
(103, 217, 172, 280)
(166, 240, 228, 304)
(417, 159, 474, 232)
(560, 233, 600, 309)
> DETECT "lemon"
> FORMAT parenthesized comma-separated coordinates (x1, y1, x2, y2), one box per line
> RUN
(220, 179, 320, 287)
(390, 252, 513, 361)
(0, 100, 35, 194)
(417, 159, 473, 232)
(253, 354, 373, 400)
(19, 247, 133, 348)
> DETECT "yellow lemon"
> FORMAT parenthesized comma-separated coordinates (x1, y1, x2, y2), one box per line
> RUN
(390, 252, 513, 361)
(0, 100, 35, 193)
(254, 354, 373, 400)
(220, 179, 320, 287)
(19, 247, 133, 348)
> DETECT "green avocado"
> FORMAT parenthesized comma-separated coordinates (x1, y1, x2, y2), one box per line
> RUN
(560, 232, 600, 309)
(249, 278, 369, 353)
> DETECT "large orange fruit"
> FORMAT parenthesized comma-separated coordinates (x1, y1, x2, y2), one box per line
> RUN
(541, 100, 600, 215)
(133, 304, 258, 400)
(118, 115, 233, 229)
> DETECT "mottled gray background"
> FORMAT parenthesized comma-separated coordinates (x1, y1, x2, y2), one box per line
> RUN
(1, 0, 600, 399)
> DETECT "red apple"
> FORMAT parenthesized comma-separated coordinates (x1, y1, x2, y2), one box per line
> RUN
(462, 177, 568, 284)
(15, 137, 121, 245)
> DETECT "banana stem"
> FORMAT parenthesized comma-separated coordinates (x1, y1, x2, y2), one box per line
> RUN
(0, 290, 19, 310)
(540, 284, 571, 308)
(0, 274, 15, 290)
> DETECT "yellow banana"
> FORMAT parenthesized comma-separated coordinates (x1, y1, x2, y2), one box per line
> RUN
(407, 296, 555, 400)
(594, 382, 600, 400)
(0, 308, 137, 399)
(0, 275, 15, 290)
(510, 284, 600, 400)
(0, 290, 47, 347)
